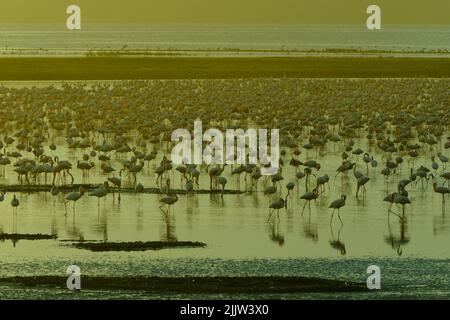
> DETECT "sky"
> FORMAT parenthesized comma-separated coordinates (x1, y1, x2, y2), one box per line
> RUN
(0, 0, 448, 24)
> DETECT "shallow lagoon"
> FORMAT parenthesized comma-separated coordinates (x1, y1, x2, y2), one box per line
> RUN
(0, 78, 449, 299)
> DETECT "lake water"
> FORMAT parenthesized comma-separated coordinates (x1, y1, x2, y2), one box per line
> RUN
(1, 123, 450, 299)
(0, 24, 449, 53)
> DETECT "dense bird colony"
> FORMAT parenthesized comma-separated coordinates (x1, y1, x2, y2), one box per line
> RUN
(0, 78, 448, 226)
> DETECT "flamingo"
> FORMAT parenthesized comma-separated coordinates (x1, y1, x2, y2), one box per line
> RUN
(300, 188, 319, 215)
(329, 195, 347, 224)
(108, 177, 122, 202)
(267, 197, 287, 222)
(356, 176, 370, 198)
(65, 187, 85, 215)
(433, 182, 450, 206)
(11, 194, 19, 214)
(159, 194, 179, 218)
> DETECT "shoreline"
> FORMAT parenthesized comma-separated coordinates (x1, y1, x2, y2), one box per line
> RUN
(1, 46, 449, 58)
(0, 56, 448, 80)
(2, 52, 449, 59)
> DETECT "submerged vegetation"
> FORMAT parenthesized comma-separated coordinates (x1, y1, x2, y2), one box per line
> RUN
(0, 233, 57, 241)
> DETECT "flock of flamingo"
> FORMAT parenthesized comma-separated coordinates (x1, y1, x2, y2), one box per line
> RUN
(0, 78, 448, 236)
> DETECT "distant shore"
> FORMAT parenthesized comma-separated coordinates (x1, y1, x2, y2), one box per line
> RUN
(1, 47, 449, 59)
(0, 56, 448, 80)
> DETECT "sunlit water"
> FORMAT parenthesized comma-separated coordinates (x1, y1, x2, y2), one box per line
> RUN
(0, 24, 449, 53)
(1, 122, 450, 299)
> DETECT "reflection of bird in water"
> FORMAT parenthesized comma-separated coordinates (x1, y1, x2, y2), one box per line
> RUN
(0, 190, 5, 202)
(329, 224, 346, 256)
(11, 195, 19, 241)
(136, 182, 145, 193)
(268, 220, 284, 246)
(95, 212, 109, 243)
(50, 215, 58, 237)
(185, 180, 194, 196)
(329, 195, 346, 225)
(65, 218, 84, 241)
(433, 210, 450, 235)
(161, 214, 177, 242)
(160, 179, 171, 195)
(302, 215, 318, 243)
(384, 218, 409, 256)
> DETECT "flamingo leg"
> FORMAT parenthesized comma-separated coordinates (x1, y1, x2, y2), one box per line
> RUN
(301, 201, 308, 216)
(267, 209, 274, 223)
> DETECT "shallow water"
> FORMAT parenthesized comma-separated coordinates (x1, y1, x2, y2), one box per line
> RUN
(0, 77, 449, 299)
(1, 132, 450, 298)
(0, 24, 449, 53)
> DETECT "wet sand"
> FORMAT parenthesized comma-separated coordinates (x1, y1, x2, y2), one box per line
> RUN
(0, 56, 448, 80)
